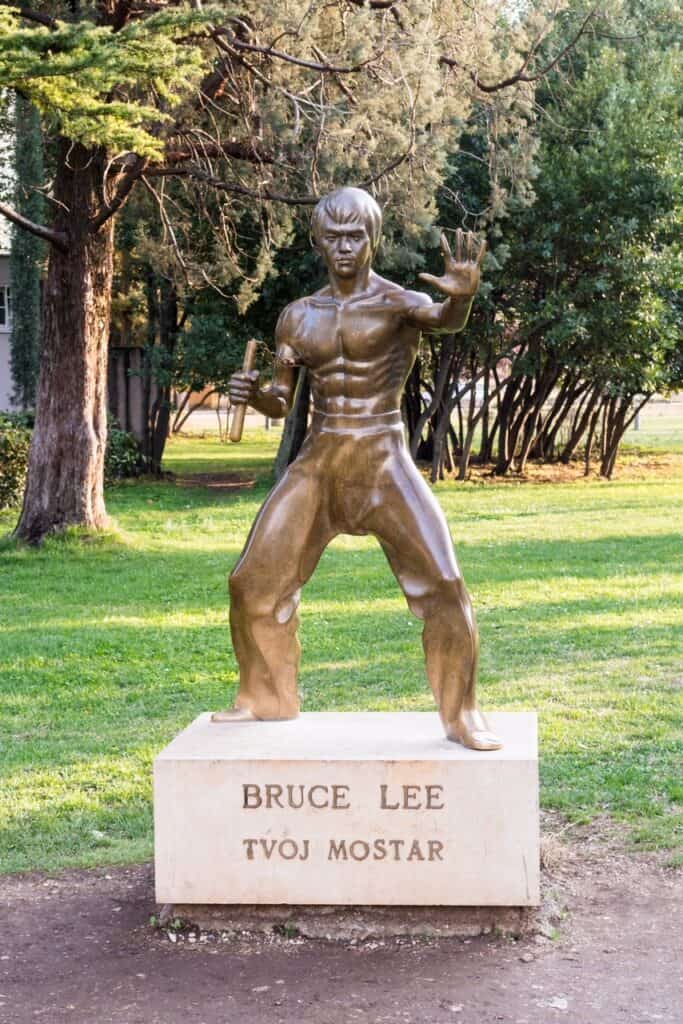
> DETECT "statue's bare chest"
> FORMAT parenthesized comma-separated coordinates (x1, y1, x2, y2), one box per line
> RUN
(294, 298, 412, 367)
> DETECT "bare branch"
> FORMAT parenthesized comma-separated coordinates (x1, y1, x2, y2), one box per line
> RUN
(440, 9, 596, 93)
(147, 131, 415, 204)
(90, 156, 149, 231)
(0, 200, 68, 251)
(164, 141, 275, 165)
(346, 0, 403, 9)
(144, 167, 319, 205)
(312, 45, 358, 106)
(141, 175, 190, 282)
(216, 30, 381, 74)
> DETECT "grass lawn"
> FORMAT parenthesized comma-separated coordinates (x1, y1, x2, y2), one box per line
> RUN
(1, 430, 681, 873)
(622, 410, 683, 454)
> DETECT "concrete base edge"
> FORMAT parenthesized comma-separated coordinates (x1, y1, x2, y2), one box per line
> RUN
(163, 903, 536, 940)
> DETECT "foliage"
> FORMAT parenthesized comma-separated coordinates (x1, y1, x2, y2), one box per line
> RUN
(105, 426, 145, 484)
(0, 430, 681, 872)
(0, 7, 216, 158)
(2, 0, 555, 541)
(0, 409, 34, 429)
(410, 0, 683, 481)
(0, 415, 142, 505)
(9, 95, 44, 409)
(0, 0, 546, 287)
(0, 416, 31, 509)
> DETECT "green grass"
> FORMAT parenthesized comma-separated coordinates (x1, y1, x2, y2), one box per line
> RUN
(621, 411, 683, 454)
(1, 430, 681, 873)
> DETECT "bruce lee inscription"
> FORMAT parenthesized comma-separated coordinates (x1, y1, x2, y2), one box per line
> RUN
(241, 782, 446, 864)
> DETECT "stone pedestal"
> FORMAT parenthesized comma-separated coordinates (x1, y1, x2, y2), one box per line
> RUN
(154, 712, 539, 907)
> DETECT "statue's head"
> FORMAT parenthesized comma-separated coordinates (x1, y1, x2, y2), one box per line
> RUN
(311, 188, 382, 252)
(311, 187, 382, 278)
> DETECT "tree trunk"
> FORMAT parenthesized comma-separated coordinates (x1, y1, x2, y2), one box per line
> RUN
(457, 380, 478, 481)
(559, 386, 601, 464)
(402, 361, 423, 442)
(542, 378, 588, 460)
(583, 402, 601, 476)
(478, 371, 490, 463)
(516, 367, 560, 474)
(493, 375, 517, 475)
(145, 280, 177, 474)
(410, 336, 456, 461)
(15, 143, 114, 543)
(599, 395, 648, 479)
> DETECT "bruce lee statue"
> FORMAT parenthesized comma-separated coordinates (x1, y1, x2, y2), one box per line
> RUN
(213, 187, 502, 751)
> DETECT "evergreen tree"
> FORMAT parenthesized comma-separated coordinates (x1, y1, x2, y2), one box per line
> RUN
(9, 96, 44, 410)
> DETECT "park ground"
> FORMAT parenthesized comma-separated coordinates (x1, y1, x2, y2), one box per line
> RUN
(1, 819, 681, 1023)
(1, 408, 681, 1022)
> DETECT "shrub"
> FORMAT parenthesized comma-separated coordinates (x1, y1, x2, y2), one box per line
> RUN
(0, 410, 35, 430)
(0, 421, 31, 510)
(105, 427, 144, 484)
(0, 419, 142, 510)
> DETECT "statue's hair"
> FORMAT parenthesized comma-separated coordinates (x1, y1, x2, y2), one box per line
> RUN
(310, 187, 382, 252)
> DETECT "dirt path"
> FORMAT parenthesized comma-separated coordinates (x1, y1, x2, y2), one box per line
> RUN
(1, 834, 680, 1024)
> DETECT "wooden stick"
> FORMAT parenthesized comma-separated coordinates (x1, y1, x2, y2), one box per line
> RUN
(229, 339, 259, 443)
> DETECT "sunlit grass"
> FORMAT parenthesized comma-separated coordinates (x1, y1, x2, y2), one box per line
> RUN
(622, 412, 683, 453)
(0, 428, 681, 872)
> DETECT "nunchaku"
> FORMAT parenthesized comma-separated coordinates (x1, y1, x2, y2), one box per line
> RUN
(229, 338, 259, 444)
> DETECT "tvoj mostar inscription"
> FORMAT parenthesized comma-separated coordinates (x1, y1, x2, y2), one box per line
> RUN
(241, 838, 444, 863)
(240, 781, 446, 864)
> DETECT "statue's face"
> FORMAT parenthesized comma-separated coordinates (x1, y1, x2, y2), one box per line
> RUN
(317, 215, 372, 278)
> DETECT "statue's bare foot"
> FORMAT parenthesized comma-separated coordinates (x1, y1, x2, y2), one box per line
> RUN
(447, 708, 503, 751)
(211, 707, 258, 723)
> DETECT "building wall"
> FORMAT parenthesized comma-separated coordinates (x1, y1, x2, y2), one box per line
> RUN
(0, 252, 13, 411)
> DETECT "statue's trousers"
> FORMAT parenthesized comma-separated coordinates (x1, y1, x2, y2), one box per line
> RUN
(228, 409, 480, 732)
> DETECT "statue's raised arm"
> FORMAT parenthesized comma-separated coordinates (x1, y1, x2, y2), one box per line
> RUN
(405, 229, 486, 334)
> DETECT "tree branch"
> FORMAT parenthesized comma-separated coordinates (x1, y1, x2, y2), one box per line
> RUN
(90, 155, 149, 231)
(164, 140, 275, 165)
(216, 30, 381, 74)
(0, 200, 68, 251)
(112, 0, 134, 32)
(8, 6, 57, 29)
(146, 138, 414, 204)
(346, 0, 402, 9)
(440, 10, 596, 93)
(144, 167, 319, 205)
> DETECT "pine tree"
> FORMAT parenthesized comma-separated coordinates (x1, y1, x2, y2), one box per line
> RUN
(9, 96, 44, 410)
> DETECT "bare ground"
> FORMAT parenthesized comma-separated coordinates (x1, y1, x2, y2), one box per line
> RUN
(1, 821, 681, 1024)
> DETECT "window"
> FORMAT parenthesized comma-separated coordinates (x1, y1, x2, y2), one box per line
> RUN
(0, 286, 11, 328)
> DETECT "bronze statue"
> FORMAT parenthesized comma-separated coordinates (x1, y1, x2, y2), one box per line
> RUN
(213, 187, 501, 751)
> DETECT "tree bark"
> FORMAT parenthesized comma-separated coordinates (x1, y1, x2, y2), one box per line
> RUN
(583, 402, 601, 476)
(559, 386, 601, 464)
(457, 376, 478, 481)
(599, 395, 650, 479)
(15, 143, 114, 543)
(145, 280, 177, 474)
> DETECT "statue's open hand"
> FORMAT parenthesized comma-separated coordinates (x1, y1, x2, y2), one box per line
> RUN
(418, 230, 486, 300)
(229, 369, 260, 406)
